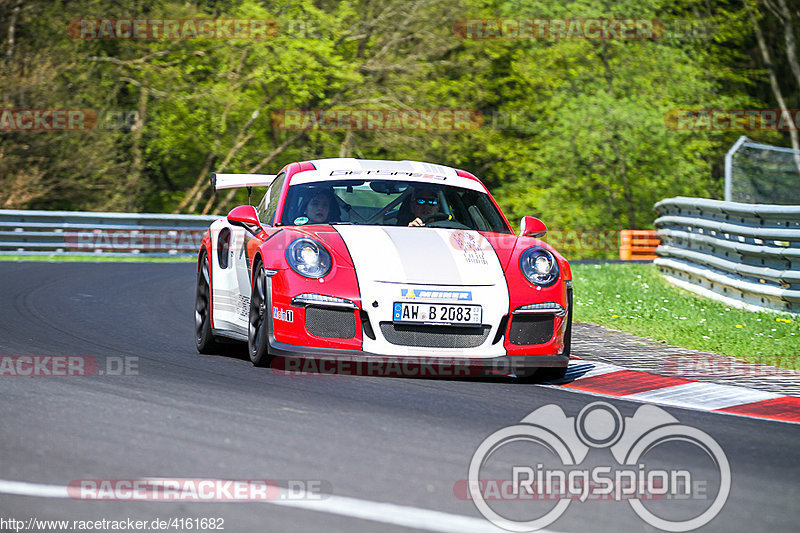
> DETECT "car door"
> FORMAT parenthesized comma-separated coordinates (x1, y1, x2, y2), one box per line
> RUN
(211, 171, 286, 336)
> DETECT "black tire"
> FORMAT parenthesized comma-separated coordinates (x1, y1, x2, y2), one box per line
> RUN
(563, 286, 573, 358)
(195, 253, 222, 354)
(248, 263, 273, 367)
(535, 365, 568, 382)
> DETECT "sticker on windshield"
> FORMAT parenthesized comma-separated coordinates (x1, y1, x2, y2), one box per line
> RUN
(294, 216, 309, 225)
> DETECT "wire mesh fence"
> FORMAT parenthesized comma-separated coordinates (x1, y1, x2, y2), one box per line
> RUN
(725, 136, 800, 205)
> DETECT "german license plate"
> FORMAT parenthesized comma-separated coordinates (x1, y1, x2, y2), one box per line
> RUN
(393, 302, 482, 326)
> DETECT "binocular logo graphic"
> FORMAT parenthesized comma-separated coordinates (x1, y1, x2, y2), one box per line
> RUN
(468, 402, 730, 532)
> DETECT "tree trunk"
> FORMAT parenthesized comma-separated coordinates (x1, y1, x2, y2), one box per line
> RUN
(173, 152, 216, 213)
(5, 0, 21, 67)
(127, 87, 148, 211)
(775, 0, 800, 103)
(749, 2, 800, 175)
(176, 92, 276, 214)
(214, 129, 306, 212)
(172, 48, 255, 213)
(339, 129, 353, 157)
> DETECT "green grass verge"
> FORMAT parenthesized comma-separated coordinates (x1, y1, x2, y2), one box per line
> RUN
(0, 254, 194, 263)
(572, 263, 798, 369)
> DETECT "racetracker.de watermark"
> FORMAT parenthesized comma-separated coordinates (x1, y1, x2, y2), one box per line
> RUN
(454, 18, 659, 40)
(272, 109, 483, 131)
(272, 356, 484, 377)
(1, 109, 143, 132)
(270, 355, 565, 378)
(0, 109, 97, 132)
(447, 229, 620, 253)
(67, 18, 278, 40)
(453, 18, 715, 41)
(64, 229, 205, 253)
(0, 356, 138, 376)
(663, 354, 800, 378)
(666, 109, 800, 131)
(68, 479, 329, 501)
(465, 401, 730, 531)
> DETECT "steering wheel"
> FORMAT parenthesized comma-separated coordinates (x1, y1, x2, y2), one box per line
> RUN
(422, 212, 470, 229)
(422, 213, 452, 224)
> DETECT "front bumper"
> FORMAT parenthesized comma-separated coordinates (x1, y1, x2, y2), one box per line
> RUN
(267, 268, 570, 366)
(267, 337, 568, 378)
(273, 292, 569, 358)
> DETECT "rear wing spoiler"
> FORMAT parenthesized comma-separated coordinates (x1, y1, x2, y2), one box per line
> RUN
(211, 173, 277, 190)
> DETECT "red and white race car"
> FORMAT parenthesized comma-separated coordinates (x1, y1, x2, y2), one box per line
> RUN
(194, 158, 572, 379)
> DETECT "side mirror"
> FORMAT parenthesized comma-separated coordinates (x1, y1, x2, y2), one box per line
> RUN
(227, 205, 262, 235)
(520, 216, 547, 238)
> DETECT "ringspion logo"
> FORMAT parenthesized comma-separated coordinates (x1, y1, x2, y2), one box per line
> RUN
(466, 402, 730, 531)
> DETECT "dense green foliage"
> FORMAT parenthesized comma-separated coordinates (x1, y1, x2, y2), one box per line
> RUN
(1, 0, 797, 257)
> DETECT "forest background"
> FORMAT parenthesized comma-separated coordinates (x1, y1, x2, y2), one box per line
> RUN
(2, 0, 799, 258)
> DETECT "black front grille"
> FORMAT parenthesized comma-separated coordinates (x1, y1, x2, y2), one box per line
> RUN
(379, 322, 491, 348)
(305, 307, 357, 339)
(508, 315, 555, 345)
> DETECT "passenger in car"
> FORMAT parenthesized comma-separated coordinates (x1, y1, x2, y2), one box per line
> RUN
(302, 188, 341, 224)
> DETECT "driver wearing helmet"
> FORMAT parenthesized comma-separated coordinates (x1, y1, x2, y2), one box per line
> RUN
(408, 188, 441, 227)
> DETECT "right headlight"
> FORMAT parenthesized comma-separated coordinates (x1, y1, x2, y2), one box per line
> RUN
(286, 238, 332, 279)
(519, 246, 559, 286)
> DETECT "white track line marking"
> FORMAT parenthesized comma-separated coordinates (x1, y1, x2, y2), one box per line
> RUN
(623, 381, 781, 410)
(0, 479, 558, 533)
(271, 492, 512, 533)
(0, 479, 68, 498)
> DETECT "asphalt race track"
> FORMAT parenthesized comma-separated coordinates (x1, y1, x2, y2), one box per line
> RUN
(0, 262, 798, 532)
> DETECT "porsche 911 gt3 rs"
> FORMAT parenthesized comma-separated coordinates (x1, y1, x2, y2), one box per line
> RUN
(194, 158, 572, 379)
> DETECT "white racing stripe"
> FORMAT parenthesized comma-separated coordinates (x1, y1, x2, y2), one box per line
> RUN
(334, 226, 504, 286)
(0, 479, 553, 533)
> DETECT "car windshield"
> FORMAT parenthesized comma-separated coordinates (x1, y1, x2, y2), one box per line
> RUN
(278, 179, 512, 233)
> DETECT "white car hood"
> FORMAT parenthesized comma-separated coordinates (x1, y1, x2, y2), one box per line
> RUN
(333, 225, 504, 286)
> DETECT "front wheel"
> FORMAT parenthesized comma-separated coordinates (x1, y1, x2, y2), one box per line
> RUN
(248, 264, 273, 367)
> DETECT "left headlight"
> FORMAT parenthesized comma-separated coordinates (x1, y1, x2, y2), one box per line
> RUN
(519, 246, 559, 286)
(286, 238, 332, 279)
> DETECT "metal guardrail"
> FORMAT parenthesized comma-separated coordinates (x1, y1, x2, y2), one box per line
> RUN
(0, 209, 220, 256)
(653, 197, 800, 313)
